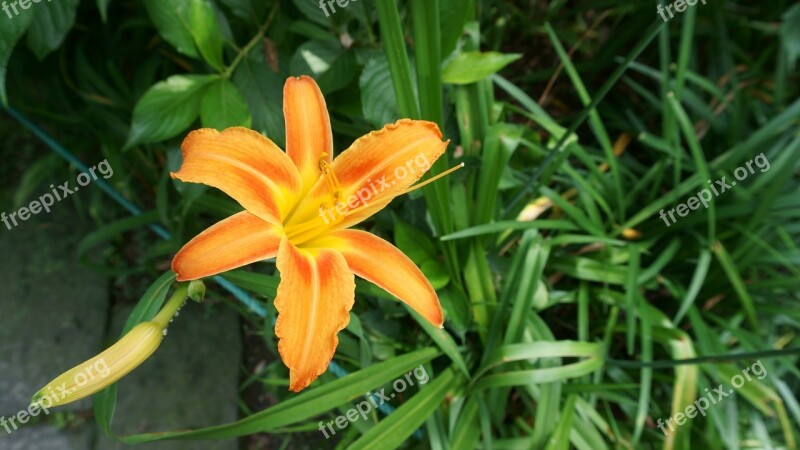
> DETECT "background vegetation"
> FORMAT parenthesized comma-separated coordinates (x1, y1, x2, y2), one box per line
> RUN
(1, 0, 799, 448)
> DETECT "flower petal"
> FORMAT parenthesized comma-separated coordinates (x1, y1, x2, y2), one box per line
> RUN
(284, 76, 333, 191)
(172, 127, 302, 225)
(172, 211, 283, 281)
(308, 229, 443, 327)
(284, 119, 448, 243)
(274, 237, 355, 391)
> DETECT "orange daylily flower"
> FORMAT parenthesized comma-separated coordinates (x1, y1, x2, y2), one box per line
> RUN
(171, 76, 451, 392)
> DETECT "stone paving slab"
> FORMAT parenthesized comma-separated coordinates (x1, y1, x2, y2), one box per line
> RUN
(0, 423, 93, 450)
(95, 301, 242, 450)
(0, 207, 108, 450)
(0, 209, 108, 417)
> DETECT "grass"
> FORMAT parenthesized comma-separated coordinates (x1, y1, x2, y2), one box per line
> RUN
(1, 0, 799, 448)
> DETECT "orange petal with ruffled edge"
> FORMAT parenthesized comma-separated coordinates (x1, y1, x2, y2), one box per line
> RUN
(172, 127, 302, 225)
(307, 229, 443, 327)
(284, 119, 448, 243)
(274, 237, 355, 391)
(173, 211, 283, 281)
(284, 76, 333, 192)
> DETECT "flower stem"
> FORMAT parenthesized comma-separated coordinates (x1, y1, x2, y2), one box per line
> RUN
(153, 284, 189, 329)
(222, 3, 279, 79)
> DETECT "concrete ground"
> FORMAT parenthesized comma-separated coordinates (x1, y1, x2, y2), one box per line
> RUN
(0, 205, 242, 450)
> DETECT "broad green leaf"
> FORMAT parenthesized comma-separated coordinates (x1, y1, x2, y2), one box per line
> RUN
(420, 260, 450, 290)
(233, 44, 285, 146)
(289, 39, 355, 93)
(393, 216, 437, 265)
(442, 51, 521, 85)
(218, 0, 268, 24)
(143, 0, 198, 58)
(200, 78, 251, 130)
(126, 74, 217, 148)
(0, 4, 35, 104)
(25, 0, 80, 60)
(360, 54, 400, 128)
(292, 0, 331, 27)
(189, 0, 225, 71)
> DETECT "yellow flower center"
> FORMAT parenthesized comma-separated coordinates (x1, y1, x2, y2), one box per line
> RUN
(284, 160, 465, 246)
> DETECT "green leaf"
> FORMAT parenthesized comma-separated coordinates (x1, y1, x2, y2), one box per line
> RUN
(442, 51, 521, 85)
(94, 272, 178, 436)
(126, 74, 217, 149)
(439, 287, 470, 336)
(781, 4, 800, 70)
(189, 0, 225, 71)
(292, 0, 331, 27)
(222, 270, 279, 298)
(96, 348, 440, 442)
(218, 0, 268, 24)
(474, 342, 604, 390)
(440, 0, 473, 56)
(290, 39, 356, 94)
(349, 368, 461, 449)
(393, 216, 437, 265)
(97, 0, 112, 22)
(200, 78, 251, 130)
(25, 0, 80, 60)
(474, 123, 523, 224)
(544, 395, 577, 450)
(232, 44, 285, 146)
(12, 153, 60, 207)
(76, 212, 161, 276)
(359, 54, 400, 128)
(0, 4, 35, 104)
(421, 260, 450, 290)
(406, 307, 469, 376)
(143, 0, 199, 58)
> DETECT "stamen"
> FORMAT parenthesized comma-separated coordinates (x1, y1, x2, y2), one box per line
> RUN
(286, 161, 465, 246)
(401, 163, 465, 195)
(318, 153, 342, 204)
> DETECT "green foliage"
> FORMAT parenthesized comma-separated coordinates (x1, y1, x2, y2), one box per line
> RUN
(441, 51, 522, 85)
(125, 74, 218, 148)
(2, 0, 799, 449)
